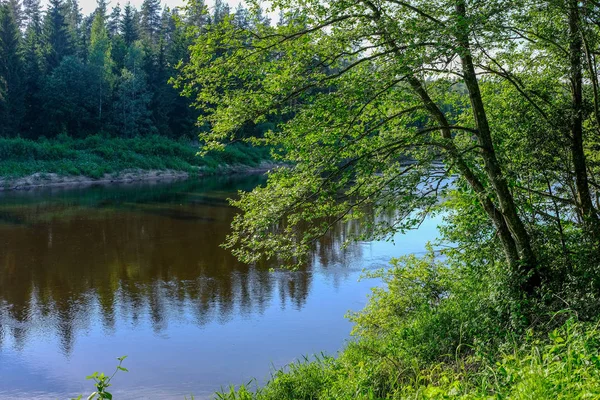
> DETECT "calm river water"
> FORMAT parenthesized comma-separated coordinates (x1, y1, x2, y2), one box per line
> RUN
(0, 174, 441, 399)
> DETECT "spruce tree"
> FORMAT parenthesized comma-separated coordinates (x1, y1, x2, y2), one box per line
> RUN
(22, 0, 40, 30)
(120, 2, 137, 46)
(107, 3, 120, 37)
(64, 0, 83, 58)
(212, 0, 229, 25)
(185, 0, 209, 33)
(21, 0, 44, 136)
(140, 0, 160, 43)
(7, 0, 24, 29)
(0, 2, 24, 136)
(114, 40, 152, 136)
(43, 0, 72, 70)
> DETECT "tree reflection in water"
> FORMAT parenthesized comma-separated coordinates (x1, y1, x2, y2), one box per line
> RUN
(0, 175, 373, 356)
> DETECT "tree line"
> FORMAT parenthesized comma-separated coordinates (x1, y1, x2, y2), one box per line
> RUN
(0, 0, 271, 139)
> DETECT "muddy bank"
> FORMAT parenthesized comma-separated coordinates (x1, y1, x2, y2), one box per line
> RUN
(0, 162, 279, 191)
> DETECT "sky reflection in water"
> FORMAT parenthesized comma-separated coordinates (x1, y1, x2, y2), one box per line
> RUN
(0, 175, 442, 399)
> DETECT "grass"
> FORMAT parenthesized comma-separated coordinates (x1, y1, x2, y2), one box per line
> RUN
(0, 134, 272, 179)
(216, 316, 600, 399)
(213, 252, 600, 399)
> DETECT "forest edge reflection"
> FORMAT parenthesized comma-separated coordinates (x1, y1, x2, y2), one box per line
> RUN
(0, 175, 386, 357)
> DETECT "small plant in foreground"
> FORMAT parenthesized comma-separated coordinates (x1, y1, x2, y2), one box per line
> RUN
(72, 356, 128, 400)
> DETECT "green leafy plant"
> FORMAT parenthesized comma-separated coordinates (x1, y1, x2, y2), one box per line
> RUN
(72, 356, 128, 400)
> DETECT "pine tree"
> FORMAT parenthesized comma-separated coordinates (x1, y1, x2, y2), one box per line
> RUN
(0, 3, 24, 136)
(43, 0, 72, 70)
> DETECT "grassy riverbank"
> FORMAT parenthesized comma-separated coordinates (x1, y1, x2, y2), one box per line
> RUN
(0, 135, 271, 180)
(219, 318, 600, 399)
(214, 254, 600, 400)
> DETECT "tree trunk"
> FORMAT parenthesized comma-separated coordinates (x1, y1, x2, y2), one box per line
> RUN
(568, 0, 600, 240)
(407, 76, 521, 274)
(455, 2, 541, 294)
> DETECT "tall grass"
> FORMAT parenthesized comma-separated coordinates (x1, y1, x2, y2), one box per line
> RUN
(0, 134, 271, 179)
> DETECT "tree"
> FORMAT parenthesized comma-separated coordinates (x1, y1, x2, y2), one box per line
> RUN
(43, 0, 72, 70)
(233, 4, 250, 30)
(184, 0, 209, 33)
(120, 2, 138, 46)
(211, 0, 229, 25)
(175, 0, 600, 297)
(22, 0, 40, 30)
(140, 0, 160, 43)
(42, 56, 94, 136)
(7, 0, 23, 29)
(64, 0, 83, 58)
(88, 3, 113, 125)
(21, 0, 44, 136)
(107, 3, 121, 37)
(0, 2, 24, 136)
(113, 40, 153, 136)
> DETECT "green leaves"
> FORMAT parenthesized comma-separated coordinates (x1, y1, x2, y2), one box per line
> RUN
(75, 356, 128, 400)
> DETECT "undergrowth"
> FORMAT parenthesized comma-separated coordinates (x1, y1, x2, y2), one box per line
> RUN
(214, 252, 600, 400)
(0, 134, 271, 179)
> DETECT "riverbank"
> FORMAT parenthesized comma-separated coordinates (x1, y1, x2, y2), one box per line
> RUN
(0, 163, 277, 191)
(216, 254, 600, 399)
(0, 135, 274, 190)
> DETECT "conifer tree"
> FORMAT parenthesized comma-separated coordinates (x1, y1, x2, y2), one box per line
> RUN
(21, 0, 44, 136)
(0, 2, 24, 136)
(107, 3, 121, 37)
(140, 0, 160, 43)
(43, 0, 72, 69)
(7, 0, 24, 29)
(120, 2, 137, 46)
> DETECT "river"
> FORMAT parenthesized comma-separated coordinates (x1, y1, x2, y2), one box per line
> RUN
(0, 174, 442, 399)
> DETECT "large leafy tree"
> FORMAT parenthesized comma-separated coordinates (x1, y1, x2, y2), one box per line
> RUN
(176, 0, 600, 297)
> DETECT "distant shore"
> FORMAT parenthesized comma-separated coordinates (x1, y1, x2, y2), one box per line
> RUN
(0, 162, 278, 191)
(0, 135, 276, 191)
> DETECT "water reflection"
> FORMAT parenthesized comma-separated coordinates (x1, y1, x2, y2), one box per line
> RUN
(0, 176, 368, 357)
(0, 175, 441, 399)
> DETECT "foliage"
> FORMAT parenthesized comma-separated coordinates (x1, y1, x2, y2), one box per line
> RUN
(72, 356, 128, 400)
(216, 253, 600, 400)
(0, 0, 275, 141)
(176, 0, 600, 307)
(0, 135, 271, 180)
